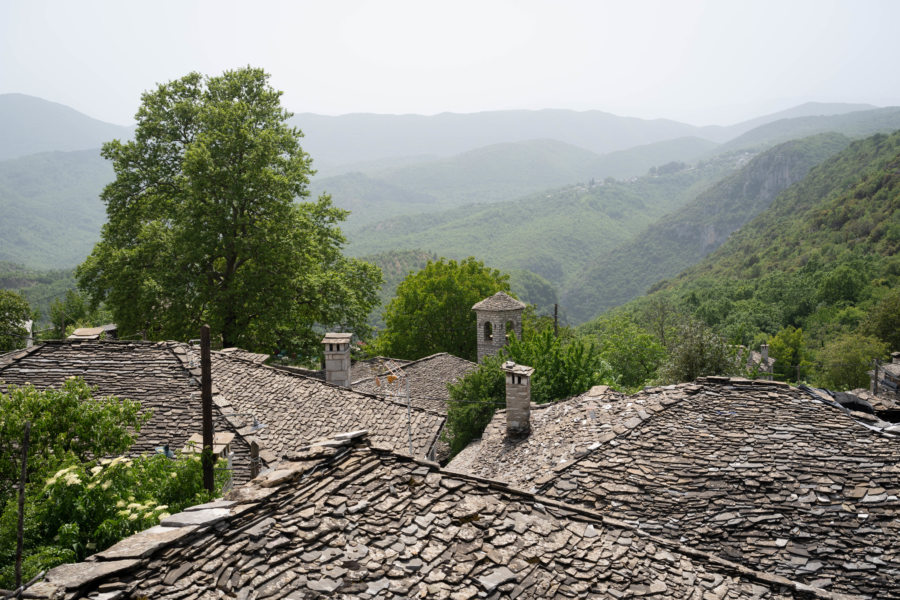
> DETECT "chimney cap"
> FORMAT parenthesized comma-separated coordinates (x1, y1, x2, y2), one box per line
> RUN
(321, 332, 352, 345)
(502, 361, 534, 377)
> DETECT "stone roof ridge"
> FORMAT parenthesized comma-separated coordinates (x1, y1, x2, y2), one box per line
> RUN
(365, 351, 474, 375)
(471, 291, 526, 311)
(212, 347, 448, 419)
(797, 384, 900, 437)
(529, 380, 751, 490)
(28, 428, 860, 600)
(0, 341, 45, 370)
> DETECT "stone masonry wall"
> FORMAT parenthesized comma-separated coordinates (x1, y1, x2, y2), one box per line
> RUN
(475, 309, 523, 362)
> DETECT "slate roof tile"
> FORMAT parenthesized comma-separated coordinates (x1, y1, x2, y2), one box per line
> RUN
(27, 434, 854, 600)
(194, 348, 446, 460)
(450, 377, 900, 598)
(0, 340, 256, 483)
(352, 352, 476, 413)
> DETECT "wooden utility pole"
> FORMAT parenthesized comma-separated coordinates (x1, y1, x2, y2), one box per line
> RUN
(15, 422, 31, 589)
(201, 325, 215, 493)
(553, 304, 559, 338)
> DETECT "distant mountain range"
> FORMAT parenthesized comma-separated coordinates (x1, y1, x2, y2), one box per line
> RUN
(2, 92, 899, 328)
(0, 94, 133, 161)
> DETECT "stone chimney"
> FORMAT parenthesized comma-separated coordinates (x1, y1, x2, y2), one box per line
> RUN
(760, 343, 769, 365)
(503, 361, 534, 437)
(472, 292, 526, 362)
(892, 351, 900, 365)
(321, 333, 352, 388)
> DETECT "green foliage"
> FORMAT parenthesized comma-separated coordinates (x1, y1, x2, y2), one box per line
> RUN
(348, 155, 735, 291)
(445, 329, 615, 456)
(0, 379, 148, 501)
(563, 133, 851, 322)
(0, 452, 222, 588)
(373, 257, 510, 361)
(862, 289, 900, 351)
(507, 269, 558, 318)
(444, 354, 507, 456)
(657, 318, 740, 384)
(76, 68, 380, 353)
(0, 150, 113, 269)
(359, 249, 438, 328)
(581, 313, 666, 389)
(49, 289, 112, 338)
(817, 333, 888, 390)
(767, 326, 811, 382)
(0, 262, 78, 328)
(0, 289, 31, 351)
(0, 379, 222, 587)
(598, 130, 900, 388)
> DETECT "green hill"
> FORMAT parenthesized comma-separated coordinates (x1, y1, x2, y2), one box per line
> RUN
(715, 107, 900, 154)
(589, 130, 900, 372)
(347, 154, 739, 291)
(313, 137, 718, 232)
(561, 133, 852, 322)
(0, 149, 112, 269)
(677, 130, 900, 284)
(0, 94, 132, 161)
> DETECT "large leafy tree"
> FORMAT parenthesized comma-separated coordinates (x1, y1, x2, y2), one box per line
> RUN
(373, 257, 510, 361)
(0, 290, 31, 352)
(77, 68, 380, 353)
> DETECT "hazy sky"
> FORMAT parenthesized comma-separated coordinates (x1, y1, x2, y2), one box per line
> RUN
(2, 0, 899, 126)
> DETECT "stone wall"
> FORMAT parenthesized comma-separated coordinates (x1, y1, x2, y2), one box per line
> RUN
(475, 309, 523, 362)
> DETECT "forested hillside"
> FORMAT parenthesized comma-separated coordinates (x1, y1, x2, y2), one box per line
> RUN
(312, 137, 717, 231)
(0, 149, 112, 268)
(0, 94, 131, 160)
(716, 107, 900, 153)
(347, 154, 739, 290)
(586, 130, 900, 385)
(562, 133, 852, 322)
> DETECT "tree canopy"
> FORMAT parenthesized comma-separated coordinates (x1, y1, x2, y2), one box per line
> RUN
(77, 67, 380, 354)
(372, 257, 510, 361)
(0, 379, 223, 587)
(0, 290, 31, 352)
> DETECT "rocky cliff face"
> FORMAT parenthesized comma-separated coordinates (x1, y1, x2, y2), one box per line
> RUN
(561, 133, 852, 323)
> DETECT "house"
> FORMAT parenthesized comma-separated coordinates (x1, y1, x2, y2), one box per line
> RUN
(66, 323, 118, 341)
(26, 431, 847, 600)
(448, 375, 900, 597)
(352, 352, 477, 413)
(870, 351, 900, 399)
(0, 340, 258, 483)
(0, 338, 448, 484)
(186, 343, 446, 462)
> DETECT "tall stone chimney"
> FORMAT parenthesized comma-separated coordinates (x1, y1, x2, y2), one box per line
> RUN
(321, 333, 352, 388)
(892, 351, 900, 365)
(472, 292, 526, 362)
(503, 361, 534, 437)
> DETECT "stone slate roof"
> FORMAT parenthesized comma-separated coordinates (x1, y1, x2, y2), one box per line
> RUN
(27, 432, 852, 600)
(0, 340, 256, 484)
(447, 384, 648, 490)
(471, 291, 526, 312)
(351, 356, 412, 384)
(193, 348, 446, 461)
(352, 352, 477, 413)
(219, 347, 269, 364)
(498, 377, 900, 599)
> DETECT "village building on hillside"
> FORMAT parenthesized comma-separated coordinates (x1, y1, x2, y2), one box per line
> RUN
(448, 376, 900, 597)
(27, 431, 849, 600)
(870, 351, 900, 400)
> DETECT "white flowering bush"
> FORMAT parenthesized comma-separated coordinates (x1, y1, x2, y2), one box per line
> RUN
(0, 379, 225, 588)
